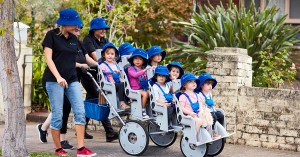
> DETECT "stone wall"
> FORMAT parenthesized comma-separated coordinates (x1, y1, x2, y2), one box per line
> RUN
(207, 47, 300, 152)
(236, 87, 300, 151)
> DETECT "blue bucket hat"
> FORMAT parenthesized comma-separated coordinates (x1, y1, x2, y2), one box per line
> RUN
(119, 42, 135, 56)
(180, 73, 199, 90)
(128, 48, 148, 66)
(196, 73, 217, 92)
(101, 42, 119, 60)
(167, 62, 184, 79)
(89, 18, 110, 31)
(147, 46, 166, 63)
(150, 66, 171, 82)
(57, 8, 82, 26)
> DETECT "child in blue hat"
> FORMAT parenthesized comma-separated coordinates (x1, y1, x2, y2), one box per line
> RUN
(147, 46, 166, 79)
(99, 42, 130, 110)
(147, 46, 166, 67)
(179, 74, 213, 140)
(196, 73, 223, 139)
(118, 42, 135, 69)
(151, 66, 175, 127)
(127, 48, 152, 118)
(167, 61, 184, 80)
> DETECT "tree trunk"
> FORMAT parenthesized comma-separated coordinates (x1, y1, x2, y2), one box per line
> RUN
(0, 0, 28, 156)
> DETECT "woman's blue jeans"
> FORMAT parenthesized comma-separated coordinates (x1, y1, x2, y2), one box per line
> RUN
(46, 81, 86, 130)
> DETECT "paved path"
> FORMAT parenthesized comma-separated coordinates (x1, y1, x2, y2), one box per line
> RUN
(0, 122, 299, 157)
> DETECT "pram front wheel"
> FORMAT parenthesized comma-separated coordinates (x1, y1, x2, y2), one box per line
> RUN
(207, 138, 225, 156)
(148, 122, 177, 148)
(119, 120, 149, 156)
(180, 135, 208, 157)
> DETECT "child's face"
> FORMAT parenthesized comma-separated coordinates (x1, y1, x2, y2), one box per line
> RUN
(201, 80, 213, 93)
(104, 48, 116, 62)
(169, 67, 180, 80)
(184, 80, 197, 91)
(133, 56, 144, 67)
(156, 74, 167, 84)
(151, 53, 162, 63)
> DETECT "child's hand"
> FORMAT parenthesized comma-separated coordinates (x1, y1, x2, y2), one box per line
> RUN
(114, 70, 119, 73)
(145, 65, 151, 71)
(189, 112, 197, 118)
(164, 102, 171, 107)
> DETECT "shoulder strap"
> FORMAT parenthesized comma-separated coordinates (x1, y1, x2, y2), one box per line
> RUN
(182, 93, 194, 105)
(200, 92, 208, 100)
(103, 62, 115, 73)
(155, 83, 168, 95)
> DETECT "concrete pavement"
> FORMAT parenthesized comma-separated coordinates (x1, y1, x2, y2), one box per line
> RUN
(0, 122, 299, 157)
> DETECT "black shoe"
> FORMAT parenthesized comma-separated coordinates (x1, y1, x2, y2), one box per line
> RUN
(36, 124, 48, 143)
(60, 140, 74, 150)
(85, 132, 93, 139)
(106, 132, 119, 142)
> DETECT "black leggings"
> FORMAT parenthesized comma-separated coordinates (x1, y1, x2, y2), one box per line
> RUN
(115, 82, 125, 101)
(211, 110, 225, 129)
(80, 71, 114, 134)
(61, 95, 71, 134)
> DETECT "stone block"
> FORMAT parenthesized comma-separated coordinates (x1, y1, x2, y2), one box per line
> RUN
(245, 126, 262, 134)
(264, 113, 280, 120)
(272, 105, 286, 114)
(252, 119, 270, 127)
(270, 121, 286, 128)
(280, 129, 298, 137)
(286, 137, 295, 144)
(276, 137, 286, 144)
(237, 139, 245, 144)
(236, 131, 243, 138)
(245, 140, 261, 147)
(279, 144, 297, 151)
(268, 128, 280, 135)
(268, 135, 277, 142)
(260, 134, 268, 142)
(261, 142, 279, 149)
(237, 124, 246, 131)
(256, 103, 272, 113)
(220, 89, 238, 96)
(295, 138, 300, 144)
(222, 62, 236, 69)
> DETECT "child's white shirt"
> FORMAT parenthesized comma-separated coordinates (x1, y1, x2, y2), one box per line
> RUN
(199, 92, 214, 112)
(153, 83, 170, 103)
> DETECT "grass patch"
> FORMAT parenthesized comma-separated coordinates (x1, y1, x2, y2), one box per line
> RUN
(0, 149, 72, 157)
(29, 152, 72, 157)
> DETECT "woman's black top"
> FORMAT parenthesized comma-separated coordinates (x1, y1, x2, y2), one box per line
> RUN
(42, 28, 80, 84)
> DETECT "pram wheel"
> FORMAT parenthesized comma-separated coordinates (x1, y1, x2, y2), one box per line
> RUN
(148, 122, 177, 148)
(180, 135, 208, 157)
(207, 138, 225, 156)
(119, 120, 149, 156)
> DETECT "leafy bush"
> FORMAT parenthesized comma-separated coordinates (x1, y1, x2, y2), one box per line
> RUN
(172, 0, 300, 87)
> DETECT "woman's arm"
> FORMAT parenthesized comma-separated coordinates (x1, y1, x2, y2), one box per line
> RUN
(44, 47, 68, 88)
(85, 54, 98, 67)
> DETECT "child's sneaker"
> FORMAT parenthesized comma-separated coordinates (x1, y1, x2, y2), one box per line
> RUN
(55, 149, 67, 156)
(36, 124, 48, 143)
(77, 147, 97, 157)
(142, 111, 149, 119)
(212, 133, 221, 139)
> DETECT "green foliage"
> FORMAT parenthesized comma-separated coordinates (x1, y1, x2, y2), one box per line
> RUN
(172, 0, 300, 87)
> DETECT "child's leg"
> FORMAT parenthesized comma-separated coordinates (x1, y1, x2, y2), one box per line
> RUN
(211, 112, 217, 129)
(115, 83, 129, 108)
(215, 111, 224, 126)
(194, 117, 202, 134)
(140, 91, 149, 108)
(42, 113, 52, 131)
(167, 105, 175, 125)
